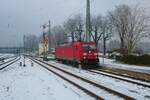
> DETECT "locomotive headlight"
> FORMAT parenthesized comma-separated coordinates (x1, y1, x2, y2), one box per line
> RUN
(94, 53, 98, 56)
(83, 53, 87, 56)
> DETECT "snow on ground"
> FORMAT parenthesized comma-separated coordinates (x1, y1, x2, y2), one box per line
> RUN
(0, 53, 14, 58)
(99, 57, 150, 74)
(46, 60, 150, 100)
(0, 56, 94, 100)
(40, 61, 122, 99)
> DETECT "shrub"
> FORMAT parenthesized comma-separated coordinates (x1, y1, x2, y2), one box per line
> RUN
(115, 54, 150, 66)
(115, 55, 122, 61)
(139, 55, 150, 65)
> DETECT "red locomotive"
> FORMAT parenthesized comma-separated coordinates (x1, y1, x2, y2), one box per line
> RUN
(55, 41, 99, 68)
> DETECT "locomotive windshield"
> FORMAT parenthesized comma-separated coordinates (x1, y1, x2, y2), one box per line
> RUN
(82, 44, 96, 50)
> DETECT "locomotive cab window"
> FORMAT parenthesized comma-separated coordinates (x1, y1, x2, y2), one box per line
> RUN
(82, 44, 96, 50)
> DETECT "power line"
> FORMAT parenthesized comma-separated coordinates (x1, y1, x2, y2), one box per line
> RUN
(62, 0, 94, 23)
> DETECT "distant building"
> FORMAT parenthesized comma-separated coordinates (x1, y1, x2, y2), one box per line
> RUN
(38, 42, 43, 55)
(38, 35, 49, 55)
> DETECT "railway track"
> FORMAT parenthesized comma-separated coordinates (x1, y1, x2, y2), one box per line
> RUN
(50, 59, 150, 88)
(88, 69, 150, 88)
(0, 56, 14, 60)
(0, 56, 17, 66)
(96, 66, 150, 83)
(0, 56, 20, 70)
(30, 57, 135, 100)
(48, 58, 150, 83)
(1, 55, 16, 60)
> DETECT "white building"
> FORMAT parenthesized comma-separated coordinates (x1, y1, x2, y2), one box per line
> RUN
(38, 41, 49, 55)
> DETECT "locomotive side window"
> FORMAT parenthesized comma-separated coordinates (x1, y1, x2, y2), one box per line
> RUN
(82, 44, 96, 50)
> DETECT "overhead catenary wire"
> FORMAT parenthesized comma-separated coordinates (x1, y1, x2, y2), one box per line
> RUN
(61, 0, 95, 24)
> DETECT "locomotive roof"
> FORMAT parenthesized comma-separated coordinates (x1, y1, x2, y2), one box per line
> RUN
(73, 41, 96, 45)
(57, 41, 96, 47)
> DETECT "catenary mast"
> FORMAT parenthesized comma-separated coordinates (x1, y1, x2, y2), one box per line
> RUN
(86, 0, 91, 42)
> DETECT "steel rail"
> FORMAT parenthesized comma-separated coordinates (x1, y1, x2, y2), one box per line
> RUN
(96, 66, 150, 83)
(31, 57, 135, 100)
(0, 56, 17, 66)
(88, 70, 150, 88)
(31, 58, 104, 100)
(0, 56, 20, 70)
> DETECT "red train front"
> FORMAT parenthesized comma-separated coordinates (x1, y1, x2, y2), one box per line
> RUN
(55, 41, 99, 68)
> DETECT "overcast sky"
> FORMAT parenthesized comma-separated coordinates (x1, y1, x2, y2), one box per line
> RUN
(0, 0, 149, 47)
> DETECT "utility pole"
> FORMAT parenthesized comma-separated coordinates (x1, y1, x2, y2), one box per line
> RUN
(48, 20, 51, 51)
(71, 32, 74, 43)
(102, 28, 106, 64)
(23, 35, 26, 67)
(86, 0, 91, 42)
(78, 24, 82, 41)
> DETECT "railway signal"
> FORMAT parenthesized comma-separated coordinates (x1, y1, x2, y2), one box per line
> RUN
(48, 20, 51, 52)
(41, 24, 48, 61)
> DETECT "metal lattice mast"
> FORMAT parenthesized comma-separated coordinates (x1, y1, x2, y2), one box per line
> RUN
(86, 0, 91, 42)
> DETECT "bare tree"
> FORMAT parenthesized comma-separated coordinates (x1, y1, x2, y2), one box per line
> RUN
(91, 15, 103, 47)
(109, 4, 150, 54)
(102, 17, 113, 55)
(64, 18, 76, 42)
(24, 35, 38, 52)
(74, 14, 84, 41)
(91, 15, 112, 52)
(64, 14, 84, 42)
(125, 6, 150, 54)
(52, 25, 67, 46)
(108, 4, 130, 50)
